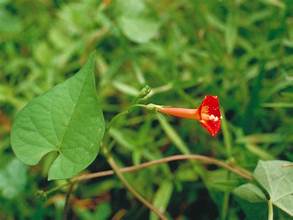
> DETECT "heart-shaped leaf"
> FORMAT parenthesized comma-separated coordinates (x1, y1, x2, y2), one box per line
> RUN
(11, 53, 105, 180)
(233, 183, 266, 203)
(254, 160, 293, 216)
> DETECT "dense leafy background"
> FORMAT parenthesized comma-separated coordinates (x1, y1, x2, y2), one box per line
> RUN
(0, 0, 292, 219)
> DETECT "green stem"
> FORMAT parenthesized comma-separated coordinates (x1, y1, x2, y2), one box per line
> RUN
(221, 185, 230, 220)
(105, 153, 167, 220)
(221, 109, 233, 159)
(220, 108, 234, 220)
(44, 182, 69, 196)
(106, 103, 161, 131)
(268, 199, 273, 220)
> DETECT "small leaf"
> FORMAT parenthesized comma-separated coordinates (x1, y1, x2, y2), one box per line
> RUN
(205, 170, 241, 192)
(236, 198, 268, 220)
(260, 0, 285, 8)
(175, 163, 199, 182)
(262, 102, 293, 108)
(11, 53, 105, 180)
(156, 113, 190, 154)
(237, 133, 283, 144)
(115, 0, 160, 44)
(0, 159, 27, 199)
(112, 80, 140, 96)
(116, 0, 146, 17)
(254, 160, 293, 216)
(93, 203, 111, 220)
(118, 16, 159, 44)
(245, 144, 274, 160)
(225, 12, 237, 54)
(150, 180, 173, 220)
(234, 183, 266, 203)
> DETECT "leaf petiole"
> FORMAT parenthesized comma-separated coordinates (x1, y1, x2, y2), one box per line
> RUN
(268, 199, 273, 220)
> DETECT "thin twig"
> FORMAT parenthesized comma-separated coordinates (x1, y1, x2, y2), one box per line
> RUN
(63, 182, 75, 220)
(75, 154, 252, 182)
(106, 154, 167, 220)
(46, 154, 253, 195)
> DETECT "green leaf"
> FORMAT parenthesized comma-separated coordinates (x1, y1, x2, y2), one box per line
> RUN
(93, 203, 111, 220)
(118, 16, 159, 44)
(11, 53, 105, 180)
(260, 0, 285, 8)
(156, 113, 190, 155)
(112, 80, 139, 96)
(254, 160, 293, 216)
(175, 163, 199, 182)
(115, 0, 159, 44)
(205, 12, 225, 31)
(233, 183, 266, 203)
(237, 133, 283, 144)
(225, 12, 237, 54)
(0, 159, 27, 199)
(0, 10, 22, 34)
(245, 144, 274, 160)
(262, 102, 293, 108)
(236, 198, 268, 220)
(205, 170, 241, 192)
(116, 0, 146, 17)
(150, 180, 173, 220)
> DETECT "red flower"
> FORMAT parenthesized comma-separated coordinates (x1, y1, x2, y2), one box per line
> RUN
(158, 96, 221, 137)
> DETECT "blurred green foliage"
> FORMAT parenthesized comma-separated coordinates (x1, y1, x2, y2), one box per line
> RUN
(0, 0, 292, 219)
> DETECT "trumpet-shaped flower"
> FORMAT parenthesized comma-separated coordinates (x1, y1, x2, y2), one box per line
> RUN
(158, 96, 221, 136)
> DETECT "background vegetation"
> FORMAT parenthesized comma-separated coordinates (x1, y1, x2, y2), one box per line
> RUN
(0, 0, 292, 219)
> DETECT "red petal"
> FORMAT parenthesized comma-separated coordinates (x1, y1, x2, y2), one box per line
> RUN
(198, 96, 221, 137)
